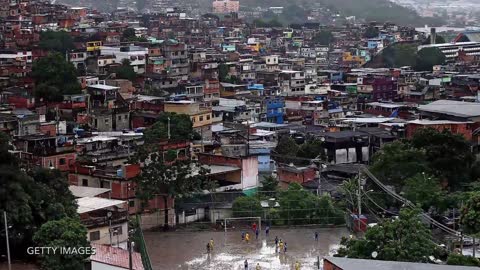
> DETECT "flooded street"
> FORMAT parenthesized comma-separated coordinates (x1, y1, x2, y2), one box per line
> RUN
(144, 227, 349, 270)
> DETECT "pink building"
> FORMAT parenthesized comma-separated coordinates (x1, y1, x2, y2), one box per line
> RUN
(212, 0, 239, 13)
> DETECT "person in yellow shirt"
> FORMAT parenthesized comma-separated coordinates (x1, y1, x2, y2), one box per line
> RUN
(255, 263, 261, 270)
(295, 261, 301, 270)
(245, 233, 250, 243)
(209, 238, 214, 250)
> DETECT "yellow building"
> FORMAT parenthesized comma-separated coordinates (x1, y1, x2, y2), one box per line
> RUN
(163, 101, 212, 129)
(87, 41, 102, 52)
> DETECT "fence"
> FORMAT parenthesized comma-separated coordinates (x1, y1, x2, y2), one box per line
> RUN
(135, 215, 153, 270)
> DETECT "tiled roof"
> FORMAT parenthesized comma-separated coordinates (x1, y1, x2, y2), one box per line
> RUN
(90, 244, 144, 270)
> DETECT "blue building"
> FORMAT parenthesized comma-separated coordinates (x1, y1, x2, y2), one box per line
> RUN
(264, 97, 284, 124)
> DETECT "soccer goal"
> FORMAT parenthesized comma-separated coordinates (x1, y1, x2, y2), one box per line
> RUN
(223, 217, 262, 233)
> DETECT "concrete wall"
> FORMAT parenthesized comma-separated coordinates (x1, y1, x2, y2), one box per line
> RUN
(177, 208, 206, 224)
(241, 156, 259, 189)
(87, 222, 128, 245)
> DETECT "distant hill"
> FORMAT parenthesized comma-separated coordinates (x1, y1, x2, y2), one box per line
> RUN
(240, 0, 445, 26)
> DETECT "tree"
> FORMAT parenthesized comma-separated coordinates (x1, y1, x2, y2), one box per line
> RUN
(278, 183, 343, 225)
(410, 128, 475, 188)
(370, 141, 428, 188)
(447, 254, 480, 266)
(403, 173, 445, 211)
(32, 53, 82, 101)
(364, 26, 379, 38)
(33, 218, 89, 270)
(0, 134, 79, 259)
(313, 31, 334, 46)
(122, 28, 136, 41)
(110, 59, 136, 81)
(136, 0, 146, 12)
(143, 112, 194, 143)
(275, 136, 299, 157)
(337, 208, 438, 262)
(381, 44, 417, 68)
(460, 192, 480, 235)
(39, 31, 75, 54)
(259, 175, 279, 197)
(297, 139, 326, 160)
(134, 149, 213, 229)
(414, 47, 446, 71)
(232, 196, 263, 217)
(218, 63, 229, 82)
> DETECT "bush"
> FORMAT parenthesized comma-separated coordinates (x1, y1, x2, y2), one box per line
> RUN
(447, 254, 480, 266)
(232, 196, 263, 218)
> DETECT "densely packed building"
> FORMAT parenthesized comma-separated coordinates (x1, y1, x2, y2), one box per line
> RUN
(2, 1, 480, 267)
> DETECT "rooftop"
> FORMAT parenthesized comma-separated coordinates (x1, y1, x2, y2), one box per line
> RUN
(76, 197, 125, 214)
(324, 257, 479, 270)
(90, 244, 144, 270)
(418, 100, 480, 118)
(69, 186, 110, 198)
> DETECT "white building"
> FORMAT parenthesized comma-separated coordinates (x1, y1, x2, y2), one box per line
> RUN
(100, 46, 148, 74)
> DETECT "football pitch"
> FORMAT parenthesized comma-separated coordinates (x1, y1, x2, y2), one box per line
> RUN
(144, 227, 349, 270)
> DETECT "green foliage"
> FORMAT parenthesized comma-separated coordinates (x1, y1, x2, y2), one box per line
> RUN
(144, 112, 194, 143)
(403, 173, 445, 211)
(275, 136, 299, 157)
(122, 28, 136, 40)
(364, 26, 379, 38)
(33, 218, 89, 270)
(278, 183, 343, 225)
(218, 64, 229, 82)
(410, 128, 474, 188)
(110, 59, 136, 81)
(337, 208, 437, 262)
(232, 196, 263, 217)
(32, 53, 82, 101)
(39, 31, 75, 54)
(381, 44, 417, 68)
(133, 150, 214, 228)
(447, 254, 480, 266)
(414, 47, 446, 71)
(370, 141, 428, 188)
(259, 175, 279, 196)
(460, 192, 480, 235)
(297, 139, 326, 160)
(313, 31, 334, 46)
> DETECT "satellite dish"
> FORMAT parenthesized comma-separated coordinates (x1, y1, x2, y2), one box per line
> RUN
(92, 158, 98, 163)
(107, 211, 112, 218)
(372, 251, 378, 258)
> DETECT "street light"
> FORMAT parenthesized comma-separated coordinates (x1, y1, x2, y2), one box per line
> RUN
(3, 211, 11, 270)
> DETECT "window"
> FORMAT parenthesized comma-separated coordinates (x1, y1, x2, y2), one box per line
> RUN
(129, 200, 135, 207)
(113, 226, 123, 235)
(82, 179, 88, 186)
(199, 116, 204, 121)
(59, 158, 66, 165)
(90, 231, 100, 241)
(124, 115, 128, 120)
(118, 115, 121, 120)
(105, 119, 109, 124)
(206, 115, 211, 120)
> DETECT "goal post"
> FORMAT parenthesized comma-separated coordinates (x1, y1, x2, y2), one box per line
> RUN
(223, 217, 262, 233)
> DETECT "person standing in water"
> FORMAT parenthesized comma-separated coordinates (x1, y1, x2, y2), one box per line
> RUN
(244, 259, 249, 270)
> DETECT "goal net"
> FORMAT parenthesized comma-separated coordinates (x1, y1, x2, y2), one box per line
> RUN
(222, 217, 262, 233)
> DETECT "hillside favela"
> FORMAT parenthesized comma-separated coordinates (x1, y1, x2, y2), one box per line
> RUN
(1, 0, 480, 269)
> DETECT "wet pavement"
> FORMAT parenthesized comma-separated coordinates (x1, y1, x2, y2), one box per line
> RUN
(144, 227, 349, 270)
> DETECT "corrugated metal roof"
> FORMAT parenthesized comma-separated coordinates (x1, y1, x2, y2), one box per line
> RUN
(419, 100, 480, 118)
(325, 257, 479, 270)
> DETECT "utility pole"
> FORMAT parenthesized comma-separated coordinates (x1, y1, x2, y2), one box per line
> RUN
(127, 183, 133, 270)
(357, 170, 362, 231)
(167, 117, 171, 140)
(4, 211, 11, 270)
